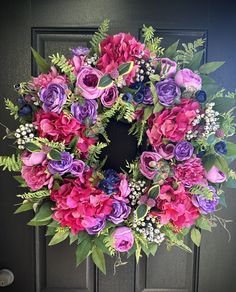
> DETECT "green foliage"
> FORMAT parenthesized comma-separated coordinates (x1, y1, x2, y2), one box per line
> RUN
(100, 99, 121, 127)
(190, 184, 215, 200)
(142, 25, 164, 55)
(117, 101, 135, 123)
(92, 246, 106, 274)
(17, 189, 50, 200)
(199, 61, 225, 74)
(4, 98, 19, 120)
(148, 185, 160, 199)
(129, 120, 146, 146)
(14, 200, 34, 214)
(26, 141, 42, 152)
(97, 74, 113, 89)
(103, 234, 116, 256)
(49, 228, 70, 246)
(0, 154, 22, 172)
(28, 201, 53, 226)
(136, 204, 149, 220)
(202, 153, 229, 175)
(35, 137, 65, 151)
(47, 149, 62, 161)
(76, 239, 93, 266)
(191, 228, 201, 247)
(220, 108, 236, 137)
(163, 40, 179, 59)
(31, 47, 50, 73)
(87, 142, 107, 166)
(125, 159, 141, 180)
(90, 19, 110, 54)
(163, 226, 192, 253)
(49, 53, 76, 82)
(196, 216, 213, 232)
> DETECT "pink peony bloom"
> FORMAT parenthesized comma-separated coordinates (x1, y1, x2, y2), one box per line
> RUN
(76, 66, 104, 99)
(21, 151, 46, 166)
(100, 85, 118, 108)
(140, 151, 162, 180)
(156, 57, 177, 78)
(174, 157, 205, 187)
(175, 69, 202, 91)
(154, 143, 175, 160)
(205, 165, 227, 183)
(112, 227, 134, 252)
(147, 98, 200, 147)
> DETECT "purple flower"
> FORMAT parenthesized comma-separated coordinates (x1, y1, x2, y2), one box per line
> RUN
(101, 86, 118, 108)
(140, 151, 161, 180)
(39, 83, 67, 113)
(71, 99, 98, 124)
(108, 200, 131, 224)
(86, 218, 106, 235)
(71, 47, 90, 56)
(157, 58, 177, 78)
(155, 78, 181, 106)
(192, 186, 219, 214)
(70, 160, 85, 178)
(143, 86, 154, 105)
(174, 141, 194, 161)
(112, 227, 134, 252)
(48, 151, 73, 175)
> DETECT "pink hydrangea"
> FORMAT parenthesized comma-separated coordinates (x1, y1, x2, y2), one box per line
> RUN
(174, 157, 205, 187)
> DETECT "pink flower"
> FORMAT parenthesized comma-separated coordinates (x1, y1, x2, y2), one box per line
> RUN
(156, 58, 177, 78)
(174, 157, 205, 187)
(21, 151, 46, 166)
(112, 227, 134, 252)
(205, 166, 227, 183)
(76, 66, 104, 99)
(147, 99, 200, 147)
(175, 69, 202, 91)
(101, 85, 118, 108)
(154, 143, 175, 160)
(140, 151, 162, 180)
(116, 175, 131, 200)
(97, 33, 150, 85)
(21, 164, 53, 191)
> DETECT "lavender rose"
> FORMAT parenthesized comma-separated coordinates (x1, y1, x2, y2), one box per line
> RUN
(155, 143, 175, 160)
(48, 151, 73, 175)
(71, 99, 98, 124)
(76, 66, 104, 99)
(70, 159, 85, 179)
(192, 186, 219, 214)
(86, 218, 106, 235)
(175, 69, 202, 91)
(101, 85, 118, 108)
(140, 151, 162, 180)
(174, 141, 194, 161)
(112, 227, 134, 252)
(143, 86, 154, 105)
(108, 200, 131, 224)
(155, 78, 181, 106)
(157, 57, 177, 78)
(39, 83, 67, 113)
(71, 47, 90, 57)
(205, 165, 227, 183)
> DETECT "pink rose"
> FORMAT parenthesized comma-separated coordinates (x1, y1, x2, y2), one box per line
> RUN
(175, 69, 202, 91)
(154, 144, 175, 160)
(205, 166, 227, 183)
(140, 151, 162, 180)
(76, 66, 104, 99)
(112, 227, 134, 252)
(156, 58, 177, 78)
(101, 85, 118, 108)
(21, 151, 46, 166)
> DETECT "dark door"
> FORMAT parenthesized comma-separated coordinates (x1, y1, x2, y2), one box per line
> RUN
(1, 1, 236, 292)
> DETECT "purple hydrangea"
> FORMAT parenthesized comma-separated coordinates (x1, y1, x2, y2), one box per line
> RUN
(48, 151, 73, 175)
(108, 200, 131, 224)
(192, 186, 219, 214)
(174, 141, 194, 161)
(155, 78, 181, 106)
(71, 99, 98, 124)
(86, 218, 106, 235)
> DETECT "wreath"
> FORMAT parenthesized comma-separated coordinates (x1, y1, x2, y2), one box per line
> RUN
(1, 19, 236, 274)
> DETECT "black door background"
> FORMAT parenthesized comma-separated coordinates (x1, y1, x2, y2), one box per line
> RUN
(1, 1, 236, 292)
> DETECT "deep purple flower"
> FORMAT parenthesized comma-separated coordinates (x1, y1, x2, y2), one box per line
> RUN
(71, 47, 90, 56)
(48, 151, 73, 175)
(18, 104, 32, 116)
(108, 200, 131, 224)
(214, 141, 227, 155)
(70, 160, 85, 177)
(143, 86, 154, 105)
(192, 186, 219, 214)
(101, 86, 118, 108)
(71, 99, 98, 124)
(174, 141, 194, 161)
(39, 83, 67, 113)
(155, 78, 181, 106)
(98, 169, 120, 195)
(86, 218, 106, 235)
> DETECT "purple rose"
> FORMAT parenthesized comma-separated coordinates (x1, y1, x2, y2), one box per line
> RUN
(174, 141, 194, 161)
(112, 227, 134, 252)
(175, 69, 202, 91)
(48, 151, 73, 175)
(154, 143, 175, 160)
(108, 200, 131, 224)
(39, 83, 67, 113)
(192, 186, 219, 214)
(86, 218, 106, 235)
(71, 99, 98, 124)
(70, 160, 85, 179)
(140, 151, 161, 180)
(143, 86, 154, 105)
(76, 67, 104, 99)
(155, 78, 181, 106)
(157, 58, 177, 78)
(100, 85, 118, 108)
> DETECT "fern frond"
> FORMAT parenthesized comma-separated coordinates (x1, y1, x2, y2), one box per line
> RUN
(35, 137, 65, 151)
(103, 235, 116, 256)
(142, 25, 164, 56)
(117, 101, 135, 123)
(49, 53, 76, 82)
(190, 184, 215, 200)
(4, 98, 19, 120)
(17, 189, 50, 200)
(0, 154, 22, 172)
(87, 142, 107, 166)
(129, 120, 146, 146)
(90, 19, 110, 54)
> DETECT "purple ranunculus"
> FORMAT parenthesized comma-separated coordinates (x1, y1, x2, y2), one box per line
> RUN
(100, 85, 118, 108)
(39, 83, 67, 113)
(157, 57, 177, 78)
(174, 141, 194, 161)
(48, 151, 73, 175)
(192, 186, 219, 214)
(108, 200, 131, 224)
(155, 78, 181, 106)
(71, 99, 98, 124)
(143, 86, 154, 105)
(86, 218, 106, 235)
(70, 159, 85, 179)
(140, 151, 162, 180)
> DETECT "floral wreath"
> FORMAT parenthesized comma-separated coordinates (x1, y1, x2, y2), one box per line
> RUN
(1, 19, 236, 274)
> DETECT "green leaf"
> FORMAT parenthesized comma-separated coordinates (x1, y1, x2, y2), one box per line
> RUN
(188, 49, 204, 71)
(225, 142, 236, 159)
(69, 233, 78, 245)
(214, 155, 229, 175)
(199, 61, 225, 74)
(92, 246, 106, 274)
(191, 228, 201, 247)
(143, 106, 153, 121)
(196, 217, 212, 232)
(97, 74, 113, 89)
(153, 102, 164, 113)
(118, 61, 134, 76)
(49, 229, 70, 246)
(95, 236, 112, 255)
(28, 201, 52, 226)
(164, 40, 179, 59)
(68, 136, 79, 151)
(14, 201, 33, 214)
(224, 177, 236, 189)
(76, 239, 93, 267)
(149, 242, 158, 256)
(202, 154, 216, 171)
(207, 134, 216, 144)
(149, 74, 160, 82)
(136, 204, 148, 220)
(13, 175, 27, 187)
(201, 74, 220, 97)
(148, 185, 160, 199)
(31, 47, 50, 73)
(150, 82, 158, 104)
(25, 142, 41, 152)
(47, 149, 61, 161)
(77, 231, 90, 244)
(218, 194, 227, 207)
